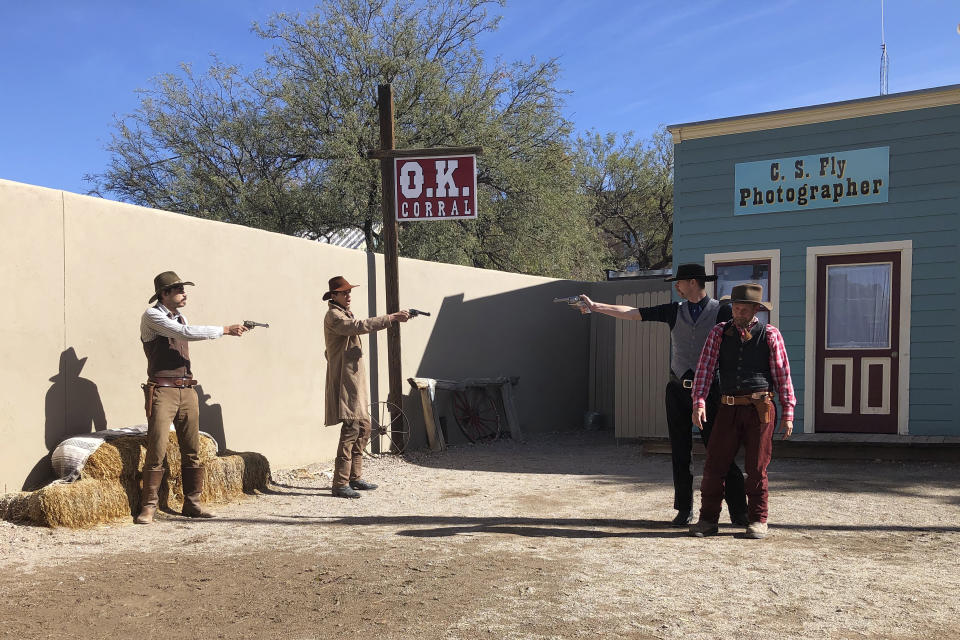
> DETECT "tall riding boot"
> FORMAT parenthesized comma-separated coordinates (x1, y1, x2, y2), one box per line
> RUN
(181, 466, 215, 518)
(135, 469, 165, 525)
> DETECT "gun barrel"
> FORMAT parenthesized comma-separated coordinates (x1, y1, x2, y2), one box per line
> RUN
(552, 296, 590, 314)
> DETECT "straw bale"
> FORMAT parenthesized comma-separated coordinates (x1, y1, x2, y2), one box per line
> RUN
(163, 451, 271, 511)
(2, 439, 269, 528)
(30, 478, 138, 528)
(81, 435, 147, 480)
(0, 492, 33, 523)
(81, 431, 217, 480)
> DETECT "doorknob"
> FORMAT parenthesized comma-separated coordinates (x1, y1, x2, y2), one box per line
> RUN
(891, 351, 898, 358)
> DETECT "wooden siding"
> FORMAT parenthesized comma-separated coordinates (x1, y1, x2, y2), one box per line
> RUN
(672, 103, 960, 436)
(587, 280, 671, 439)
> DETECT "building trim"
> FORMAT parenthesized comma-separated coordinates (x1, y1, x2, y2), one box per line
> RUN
(803, 240, 912, 435)
(668, 85, 960, 144)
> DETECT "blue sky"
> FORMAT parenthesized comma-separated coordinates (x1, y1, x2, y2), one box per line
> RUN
(1, 1, 958, 196)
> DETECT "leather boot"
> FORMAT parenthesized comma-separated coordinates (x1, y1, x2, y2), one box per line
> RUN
(134, 469, 165, 525)
(181, 466, 215, 518)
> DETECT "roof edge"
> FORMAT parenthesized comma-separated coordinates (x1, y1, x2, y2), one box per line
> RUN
(667, 84, 960, 144)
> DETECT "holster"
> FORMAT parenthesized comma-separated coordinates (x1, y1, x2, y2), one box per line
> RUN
(141, 382, 158, 418)
(751, 397, 774, 424)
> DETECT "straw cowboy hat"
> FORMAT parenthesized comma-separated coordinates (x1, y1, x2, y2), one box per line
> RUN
(664, 263, 718, 282)
(149, 271, 195, 303)
(323, 275, 360, 301)
(727, 283, 772, 312)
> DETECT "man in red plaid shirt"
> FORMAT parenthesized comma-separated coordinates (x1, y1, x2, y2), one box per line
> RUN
(689, 283, 795, 539)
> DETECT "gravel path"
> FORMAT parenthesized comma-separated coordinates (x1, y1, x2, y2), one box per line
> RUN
(1, 431, 958, 639)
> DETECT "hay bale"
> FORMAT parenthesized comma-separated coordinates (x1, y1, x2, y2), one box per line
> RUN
(29, 478, 138, 528)
(163, 451, 271, 511)
(80, 435, 147, 480)
(82, 431, 217, 480)
(0, 492, 33, 523)
(1, 433, 270, 528)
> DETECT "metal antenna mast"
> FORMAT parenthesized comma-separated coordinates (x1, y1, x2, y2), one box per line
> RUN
(880, 0, 889, 94)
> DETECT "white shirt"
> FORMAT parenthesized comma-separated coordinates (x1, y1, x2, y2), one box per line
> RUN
(140, 303, 224, 343)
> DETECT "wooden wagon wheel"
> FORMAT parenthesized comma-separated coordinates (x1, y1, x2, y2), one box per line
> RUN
(363, 400, 410, 456)
(451, 387, 501, 442)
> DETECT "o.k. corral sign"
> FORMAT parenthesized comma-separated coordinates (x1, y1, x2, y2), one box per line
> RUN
(735, 146, 889, 215)
(394, 154, 477, 221)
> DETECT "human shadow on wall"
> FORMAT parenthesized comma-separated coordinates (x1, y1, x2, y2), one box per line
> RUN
(196, 385, 227, 451)
(24, 348, 107, 490)
(400, 280, 593, 460)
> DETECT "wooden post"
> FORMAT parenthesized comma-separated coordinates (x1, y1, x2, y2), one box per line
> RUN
(377, 84, 404, 446)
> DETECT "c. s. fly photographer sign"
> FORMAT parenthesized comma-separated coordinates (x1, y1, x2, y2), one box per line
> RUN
(734, 146, 889, 215)
(394, 154, 477, 221)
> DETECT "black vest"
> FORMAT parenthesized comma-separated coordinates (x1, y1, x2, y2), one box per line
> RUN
(143, 314, 191, 378)
(717, 320, 773, 395)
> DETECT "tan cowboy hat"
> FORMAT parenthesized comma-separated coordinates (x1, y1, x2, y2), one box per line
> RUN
(149, 271, 195, 303)
(323, 275, 359, 301)
(727, 283, 772, 312)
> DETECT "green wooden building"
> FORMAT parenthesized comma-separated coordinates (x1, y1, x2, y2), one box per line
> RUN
(668, 84, 960, 436)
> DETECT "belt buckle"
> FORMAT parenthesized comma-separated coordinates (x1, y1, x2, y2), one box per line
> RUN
(682, 379, 693, 389)
(721, 395, 735, 406)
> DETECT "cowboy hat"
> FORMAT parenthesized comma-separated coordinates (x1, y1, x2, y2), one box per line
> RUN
(664, 263, 717, 282)
(323, 275, 360, 301)
(149, 271, 195, 303)
(727, 283, 772, 312)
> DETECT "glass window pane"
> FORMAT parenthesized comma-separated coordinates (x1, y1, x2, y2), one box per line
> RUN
(715, 261, 770, 324)
(826, 264, 891, 349)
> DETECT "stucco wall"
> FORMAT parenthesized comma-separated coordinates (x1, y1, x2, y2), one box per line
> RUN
(0, 178, 591, 492)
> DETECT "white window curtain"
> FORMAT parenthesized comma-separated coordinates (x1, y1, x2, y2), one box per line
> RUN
(826, 264, 892, 349)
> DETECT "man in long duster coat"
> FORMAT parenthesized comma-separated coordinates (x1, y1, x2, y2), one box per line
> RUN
(323, 276, 409, 498)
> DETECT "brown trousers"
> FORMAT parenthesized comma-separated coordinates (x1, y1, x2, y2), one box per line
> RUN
(145, 386, 201, 471)
(333, 419, 371, 488)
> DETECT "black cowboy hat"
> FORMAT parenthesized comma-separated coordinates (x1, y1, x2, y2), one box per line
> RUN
(322, 275, 360, 301)
(664, 263, 717, 282)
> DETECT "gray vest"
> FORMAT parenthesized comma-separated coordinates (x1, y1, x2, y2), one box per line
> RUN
(670, 298, 721, 378)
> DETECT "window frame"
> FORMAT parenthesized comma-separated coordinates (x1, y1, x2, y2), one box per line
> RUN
(703, 249, 781, 327)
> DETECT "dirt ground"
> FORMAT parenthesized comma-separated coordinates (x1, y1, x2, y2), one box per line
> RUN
(1, 431, 959, 640)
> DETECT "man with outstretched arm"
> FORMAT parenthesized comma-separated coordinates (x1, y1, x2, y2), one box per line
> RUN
(323, 275, 413, 498)
(689, 283, 796, 540)
(579, 264, 747, 526)
(136, 271, 249, 525)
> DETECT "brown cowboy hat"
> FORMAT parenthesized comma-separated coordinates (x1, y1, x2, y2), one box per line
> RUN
(322, 275, 360, 301)
(664, 263, 717, 282)
(728, 283, 772, 312)
(149, 271, 195, 303)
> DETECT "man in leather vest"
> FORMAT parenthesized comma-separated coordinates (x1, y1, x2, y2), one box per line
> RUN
(323, 276, 412, 498)
(689, 283, 796, 540)
(579, 264, 748, 526)
(136, 271, 249, 525)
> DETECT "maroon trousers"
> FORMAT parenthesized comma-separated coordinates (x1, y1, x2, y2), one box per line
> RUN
(698, 401, 775, 524)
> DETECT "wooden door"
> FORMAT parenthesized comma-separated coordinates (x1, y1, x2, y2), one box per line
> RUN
(814, 252, 900, 433)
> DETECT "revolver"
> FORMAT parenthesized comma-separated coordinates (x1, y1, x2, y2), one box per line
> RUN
(553, 296, 590, 314)
(243, 320, 270, 329)
(408, 309, 431, 318)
